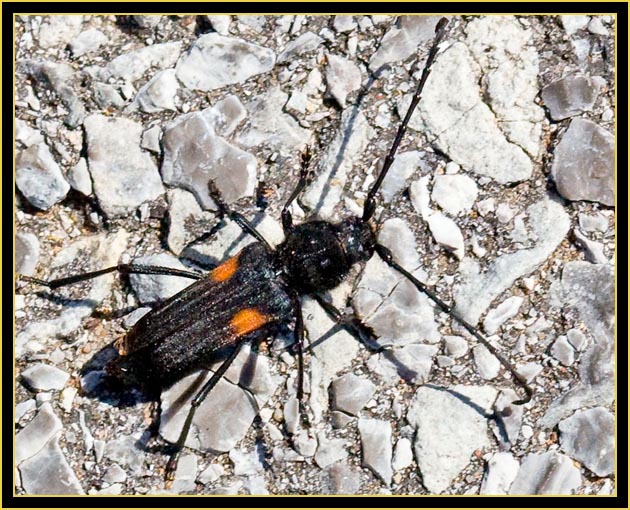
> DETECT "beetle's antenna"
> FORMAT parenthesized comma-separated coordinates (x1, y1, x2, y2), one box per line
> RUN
(362, 17, 449, 222)
(375, 244, 532, 405)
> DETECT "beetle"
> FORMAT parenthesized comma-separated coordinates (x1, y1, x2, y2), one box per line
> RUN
(18, 17, 532, 484)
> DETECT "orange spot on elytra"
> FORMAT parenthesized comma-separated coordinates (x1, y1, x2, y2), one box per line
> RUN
(230, 308, 268, 337)
(211, 255, 239, 282)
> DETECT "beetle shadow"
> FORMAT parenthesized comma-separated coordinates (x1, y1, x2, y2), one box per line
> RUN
(79, 339, 273, 461)
(25, 289, 102, 311)
(179, 209, 270, 269)
(79, 342, 155, 408)
(310, 65, 391, 214)
(422, 384, 510, 442)
(308, 321, 510, 439)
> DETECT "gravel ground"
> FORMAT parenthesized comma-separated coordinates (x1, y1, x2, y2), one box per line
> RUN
(14, 14, 616, 496)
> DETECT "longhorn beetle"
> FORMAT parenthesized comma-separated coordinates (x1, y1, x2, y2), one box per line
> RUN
(18, 17, 532, 483)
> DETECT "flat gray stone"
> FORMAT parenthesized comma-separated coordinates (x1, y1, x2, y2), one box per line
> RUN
(509, 451, 582, 494)
(84, 115, 164, 218)
(18, 60, 85, 127)
(551, 335, 576, 366)
(573, 228, 608, 264)
(426, 211, 465, 259)
(368, 343, 438, 385)
(69, 28, 108, 57)
(36, 15, 83, 49)
(358, 418, 393, 485)
(332, 15, 357, 34)
(19, 435, 84, 494)
(292, 430, 318, 457)
(542, 75, 601, 120)
(133, 68, 179, 113)
(67, 158, 92, 196)
(325, 53, 361, 108)
(15, 403, 62, 465)
(16, 143, 70, 210)
(21, 363, 70, 391)
(354, 254, 438, 348)
(166, 189, 218, 255)
(102, 463, 127, 484)
(302, 297, 359, 424)
(392, 437, 414, 471)
(15, 232, 40, 276)
(431, 174, 479, 216)
(559, 407, 614, 476)
(206, 15, 231, 35)
(197, 463, 225, 484)
(277, 31, 324, 63)
(353, 219, 439, 350)
(551, 118, 614, 206)
(409, 18, 542, 183)
(221, 343, 278, 405)
(489, 389, 524, 447)
(230, 448, 264, 476)
(369, 16, 445, 71)
(480, 452, 520, 495)
(176, 34, 275, 91)
(314, 434, 348, 468)
(444, 335, 468, 359)
(182, 214, 283, 268)
(376, 218, 422, 269)
(161, 108, 257, 208)
(331, 373, 376, 416)
(473, 345, 501, 380)
(407, 385, 497, 493)
(15, 119, 44, 148)
(560, 15, 589, 35)
(325, 462, 362, 494)
(558, 261, 614, 346)
(237, 87, 311, 154)
(566, 328, 588, 351)
(379, 151, 425, 204)
(160, 348, 279, 453)
(105, 42, 182, 82)
(483, 296, 524, 335)
(93, 82, 125, 109)
(463, 17, 545, 158)
(103, 436, 145, 475)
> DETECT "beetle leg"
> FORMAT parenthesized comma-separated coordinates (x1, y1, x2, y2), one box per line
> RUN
(375, 243, 533, 405)
(165, 342, 243, 483)
(18, 263, 202, 290)
(290, 294, 310, 427)
(207, 180, 272, 250)
(281, 145, 313, 233)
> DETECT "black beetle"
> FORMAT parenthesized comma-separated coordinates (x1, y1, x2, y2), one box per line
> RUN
(18, 17, 531, 483)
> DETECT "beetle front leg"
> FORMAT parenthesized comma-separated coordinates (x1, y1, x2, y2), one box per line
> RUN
(291, 294, 310, 428)
(281, 145, 313, 233)
(207, 180, 271, 250)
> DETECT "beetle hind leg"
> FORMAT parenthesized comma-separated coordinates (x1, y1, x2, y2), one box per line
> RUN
(164, 342, 243, 484)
